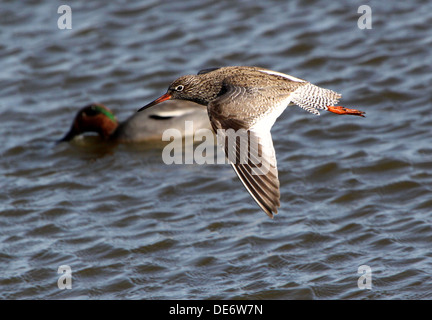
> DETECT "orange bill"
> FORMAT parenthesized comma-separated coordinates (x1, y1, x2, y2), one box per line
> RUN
(138, 93, 172, 112)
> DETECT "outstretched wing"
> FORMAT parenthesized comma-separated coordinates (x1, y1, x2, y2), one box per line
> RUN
(208, 84, 282, 218)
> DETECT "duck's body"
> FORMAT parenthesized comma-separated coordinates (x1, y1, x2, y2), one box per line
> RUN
(60, 100, 210, 143)
(139, 66, 365, 218)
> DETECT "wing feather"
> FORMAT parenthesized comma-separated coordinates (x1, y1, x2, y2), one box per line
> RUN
(209, 85, 281, 217)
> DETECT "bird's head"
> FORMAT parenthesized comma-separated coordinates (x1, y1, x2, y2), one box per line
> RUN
(59, 103, 118, 142)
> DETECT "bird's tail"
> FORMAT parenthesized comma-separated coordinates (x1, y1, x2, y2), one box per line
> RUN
(291, 83, 341, 115)
(291, 83, 365, 117)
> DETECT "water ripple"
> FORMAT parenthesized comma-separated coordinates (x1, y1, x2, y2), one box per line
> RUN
(1, 0, 431, 300)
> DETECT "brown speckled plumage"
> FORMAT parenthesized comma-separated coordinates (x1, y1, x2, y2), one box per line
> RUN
(139, 66, 365, 218)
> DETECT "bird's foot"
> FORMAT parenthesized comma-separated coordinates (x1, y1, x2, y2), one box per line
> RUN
(327, 106, 365, 117)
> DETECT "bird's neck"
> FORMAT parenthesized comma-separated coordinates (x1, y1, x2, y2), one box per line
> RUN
(191, 76, 225, 105)
(99, 118, 119, 140)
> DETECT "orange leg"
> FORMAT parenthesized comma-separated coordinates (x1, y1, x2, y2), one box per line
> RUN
(327, 106, 365, 117)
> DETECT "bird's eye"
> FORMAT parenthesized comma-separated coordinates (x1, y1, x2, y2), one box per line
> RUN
(84, 106, 99, 116)
(175, 85, 184, 92)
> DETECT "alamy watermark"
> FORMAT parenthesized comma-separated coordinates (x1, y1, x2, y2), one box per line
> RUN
(357, 265, 372, 290)
(57, 5, 372, 31)
(57, 5, 371, 30)
(57, 265, 72, 289)
(358, 5, 372, 29)
(161, 122, 271, 176)
(57, 5, 72, 29)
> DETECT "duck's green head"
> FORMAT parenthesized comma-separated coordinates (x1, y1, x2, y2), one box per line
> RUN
(59, 103, 118, 142)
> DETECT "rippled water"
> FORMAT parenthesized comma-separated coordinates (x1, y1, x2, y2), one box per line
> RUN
(1, 0, 432, 299)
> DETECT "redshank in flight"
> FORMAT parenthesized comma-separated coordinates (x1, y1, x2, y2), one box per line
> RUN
(139, 66, 365, 218)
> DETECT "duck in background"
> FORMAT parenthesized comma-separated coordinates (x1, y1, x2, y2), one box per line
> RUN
(59, 101, 211, 143)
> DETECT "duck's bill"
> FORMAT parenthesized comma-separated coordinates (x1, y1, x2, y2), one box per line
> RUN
(57, 128, 77, 143)
(138, 93, 172, 112)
